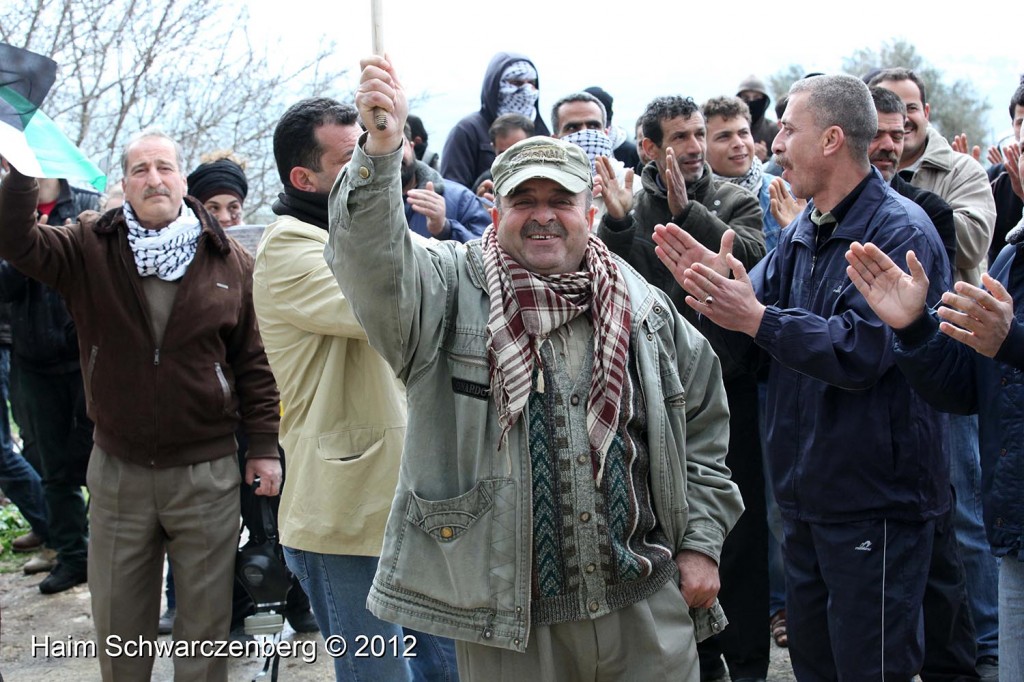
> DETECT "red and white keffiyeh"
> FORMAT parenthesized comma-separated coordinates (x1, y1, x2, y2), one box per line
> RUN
(481, 225, 632, 483)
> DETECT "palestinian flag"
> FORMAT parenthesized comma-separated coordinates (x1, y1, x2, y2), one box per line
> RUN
(0, 43, 106, 191)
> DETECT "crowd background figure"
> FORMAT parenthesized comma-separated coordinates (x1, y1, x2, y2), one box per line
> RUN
(0, 49, 1023, 682)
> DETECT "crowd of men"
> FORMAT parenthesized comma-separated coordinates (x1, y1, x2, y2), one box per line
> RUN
(0, 50, 1022, 682)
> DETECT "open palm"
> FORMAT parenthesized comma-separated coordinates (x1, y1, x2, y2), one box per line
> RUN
(845, 242, 929, 329)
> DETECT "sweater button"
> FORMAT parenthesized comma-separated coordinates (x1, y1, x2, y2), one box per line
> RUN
(577, 454, 588, 465)
(570, 394, 580, 406)
(585, 563, 596, 574)
(358, 166, 370, 179)
(579, 512, 591, 523)
(589, 601, 600, 613)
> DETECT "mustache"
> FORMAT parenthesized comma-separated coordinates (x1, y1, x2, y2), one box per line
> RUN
(143, 187, 172, 199)
(522, 220, 567, 238)
(870, 151, 899, 165)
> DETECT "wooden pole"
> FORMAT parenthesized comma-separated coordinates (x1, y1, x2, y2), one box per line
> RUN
(370, 0, 387, 131)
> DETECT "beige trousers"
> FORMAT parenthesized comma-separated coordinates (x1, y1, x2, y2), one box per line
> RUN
(456, 578, 699, 682)
(87, 446, 240, 681)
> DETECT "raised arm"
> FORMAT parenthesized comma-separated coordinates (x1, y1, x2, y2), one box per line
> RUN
(326, 56, 451, 381)
(0, 167, 84, 295)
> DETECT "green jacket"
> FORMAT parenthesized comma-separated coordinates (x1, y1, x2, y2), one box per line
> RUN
(598, 162, 766, 379)
(327, 139, 743, 652)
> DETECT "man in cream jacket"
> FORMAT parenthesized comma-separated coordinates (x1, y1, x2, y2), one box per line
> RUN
(253, 97, 456, 681)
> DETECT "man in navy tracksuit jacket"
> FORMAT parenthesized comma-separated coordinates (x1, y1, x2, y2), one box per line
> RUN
(848, 215, 1024, 681)
(653, 74, 952, 681)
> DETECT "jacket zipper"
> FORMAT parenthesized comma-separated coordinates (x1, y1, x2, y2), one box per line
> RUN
(86, 345, 99, 405)
(214, 362, 232, 414)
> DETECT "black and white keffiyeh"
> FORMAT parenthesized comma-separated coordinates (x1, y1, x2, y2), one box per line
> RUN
(714, 155, 764, 195)
(497, 61, 539, 118)
(123, 202, 202, 281)
(562, 129, 614, 175)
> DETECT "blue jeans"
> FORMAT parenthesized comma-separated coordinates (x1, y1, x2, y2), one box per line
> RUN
(283, 548, 458, 682)
(0, 347, 48, 538)
(949, 413, 1000, 660)
(1000, 557, 1024, 681)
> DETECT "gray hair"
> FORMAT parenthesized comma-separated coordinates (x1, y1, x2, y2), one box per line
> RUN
(120, 129, 186, 175)
(788, 75, 877, 161)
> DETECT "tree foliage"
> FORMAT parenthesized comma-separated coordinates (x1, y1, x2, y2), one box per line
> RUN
(767, 40, 990, 146)
(843, 39, 989, 145)
(767, 65, 806, 104)
(0, 0, 348, 222)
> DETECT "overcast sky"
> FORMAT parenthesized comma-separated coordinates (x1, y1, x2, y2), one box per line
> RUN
(250, 0, 1020, 151)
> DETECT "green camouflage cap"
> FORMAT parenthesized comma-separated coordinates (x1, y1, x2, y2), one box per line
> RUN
(491, 136, 592, 197)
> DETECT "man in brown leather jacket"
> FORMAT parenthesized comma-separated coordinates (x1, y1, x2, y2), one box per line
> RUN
(0, 129, 281, 682)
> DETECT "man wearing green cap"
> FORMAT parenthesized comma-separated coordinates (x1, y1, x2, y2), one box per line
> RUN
(325, 55, 742, 681)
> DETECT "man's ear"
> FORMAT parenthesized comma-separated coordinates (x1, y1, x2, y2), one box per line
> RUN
(923, 102, 931, 122)
(821, 125, 845, 157)
(289, 166, 317, 193)
(586, 204, 597, 230)
(641, 136, 658, 161)
(489, 204, 500, 227)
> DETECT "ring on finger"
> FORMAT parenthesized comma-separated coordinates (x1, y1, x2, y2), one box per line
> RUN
(704, 295, 714, 306)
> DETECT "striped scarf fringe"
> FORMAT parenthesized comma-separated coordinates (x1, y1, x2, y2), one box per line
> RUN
(481, 225, 632, 484)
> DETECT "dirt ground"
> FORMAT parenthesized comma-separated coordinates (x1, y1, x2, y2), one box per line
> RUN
(0, 566, 796, 681)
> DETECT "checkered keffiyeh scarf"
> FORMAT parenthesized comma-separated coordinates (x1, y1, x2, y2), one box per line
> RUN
(497, 61, 539, 118)
(713, 155, 764, 195)
(481, 225, 632, 483)
(562, 129, 614, 176)
(123, 202, 202, 281)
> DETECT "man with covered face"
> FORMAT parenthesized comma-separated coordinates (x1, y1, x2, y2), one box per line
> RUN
(736, 75, 777, 163)
(327, 54, 743, 681)
(550, 90, 638, 225)
(440, 52, 550, 189)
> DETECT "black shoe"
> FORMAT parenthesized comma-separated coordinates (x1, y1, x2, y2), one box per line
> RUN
(977, 656, 998, 682)
(699, 657, 728, 682)
(286, 608, 320, 634)
(39, 563, 87, 594)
